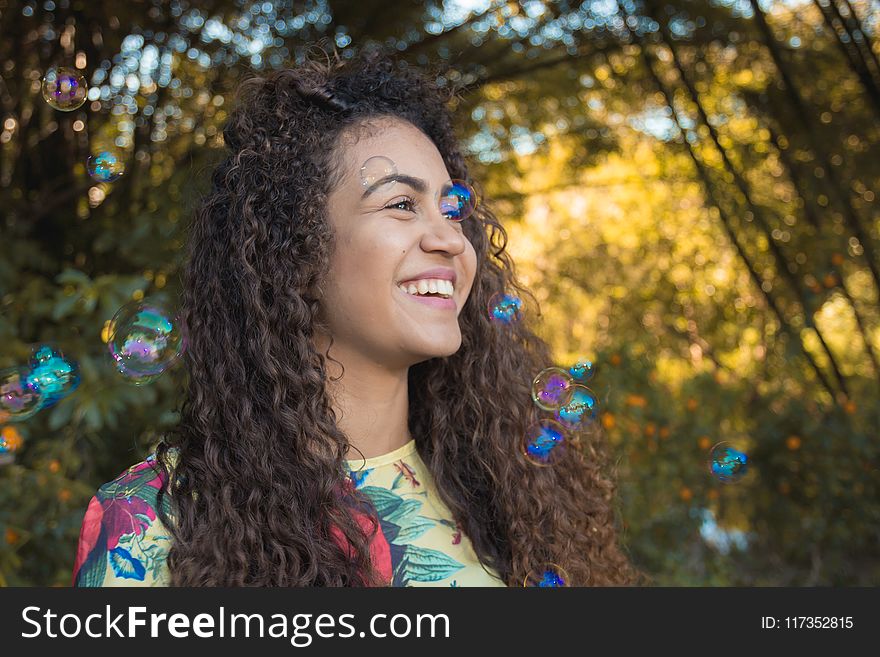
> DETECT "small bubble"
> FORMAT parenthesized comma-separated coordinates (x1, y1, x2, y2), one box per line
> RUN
(41, 66, 88, 111)
(438, 179, 477, 221)
(523, 564, 569, 587)
(568, 357, 595, 383)
(107, 298, 187, 385)
(0, 366, 44, 421)
(87, 150, 125, 182)
(26, 344, 79, 410)
(531, 367, 573, 411)
(708, 441, 749, 483)
(487, 292, 523, 325)
(522, 419, 567, 466)
(554, 384, 599, 430)
(360, 155, 397, 189)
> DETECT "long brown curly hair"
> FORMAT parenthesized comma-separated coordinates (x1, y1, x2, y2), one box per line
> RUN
(153, 43, 644, 586)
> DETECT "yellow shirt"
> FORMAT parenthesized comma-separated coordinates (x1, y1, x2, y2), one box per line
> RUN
(347, 439, 506, 587)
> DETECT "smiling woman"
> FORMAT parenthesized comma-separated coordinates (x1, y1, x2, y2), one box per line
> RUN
(72, 42, 644, 587)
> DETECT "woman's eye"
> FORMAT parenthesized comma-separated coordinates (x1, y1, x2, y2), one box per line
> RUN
(386, 198, 416, 212)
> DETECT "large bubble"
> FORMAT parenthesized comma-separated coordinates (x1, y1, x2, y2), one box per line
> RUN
(26, 345, 79, 410)
(0, 366, 44, 422)
(522, 419, 567, 466)
(87, 150, 125, 183)
(107, 299, 187, 385)
(438, 179, 477, 222)
(531, 367, 574, 411)
(487, 292, 523, 325)
(41, 66, 88, 111)
(359, 156, 397, 189)
(708, 441, 749, 483)
(554, 384, 599, 430)
(523, 564, 569, 587)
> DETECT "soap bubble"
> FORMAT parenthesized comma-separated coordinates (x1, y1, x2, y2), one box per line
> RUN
(26, 345, 79, 410)
(708, 441, 749, 483)
(0, 367, 44, 422)
(488, 292, 523, 325)
(107, 299, 187, 385)
(522, 420, 567, 466)
(554, 384, 599, 430)
(360, 156, 397, 189)
(531, 367, 573, 411)
(87, 150, 125, 182)
(41, 66, 88, 111)
(438, 179, 477, 222)
(523, 564, 569, 587)
(568, 357, 595, 383)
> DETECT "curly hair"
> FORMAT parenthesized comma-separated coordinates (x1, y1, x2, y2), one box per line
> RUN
(152, 42, 644, 586)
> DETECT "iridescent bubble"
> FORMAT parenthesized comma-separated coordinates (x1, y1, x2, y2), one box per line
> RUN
(522, 420, 567, 466)
(568, 357, 595, 383)
(487, 292, 523, 325)
(26, 345, 79, 410)
(438, 179, 477, 222)
(41, 66, 88, 111)
(87, 150, 125, 183)
(108, 299, 187, 385)
(554, 384, 600, 430)
(523, 564, 569, 587)
(708, 441, 749, 483)
(0, 367, 44, 422)
(360, 155, 397, 189)
(531, 367, 574, 411)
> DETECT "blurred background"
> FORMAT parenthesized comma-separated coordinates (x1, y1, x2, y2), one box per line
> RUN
(1, 0, 878, 586)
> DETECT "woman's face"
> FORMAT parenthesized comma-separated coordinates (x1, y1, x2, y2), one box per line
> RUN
(318, 117, 478, 370)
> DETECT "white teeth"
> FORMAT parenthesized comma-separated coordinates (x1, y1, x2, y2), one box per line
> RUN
(397, 278, 454, 298)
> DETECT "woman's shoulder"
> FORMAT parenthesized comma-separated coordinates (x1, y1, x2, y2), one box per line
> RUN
(72, 448, 179, 587)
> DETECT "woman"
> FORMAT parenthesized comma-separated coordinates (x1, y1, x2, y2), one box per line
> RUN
(72, 45, 642, 587)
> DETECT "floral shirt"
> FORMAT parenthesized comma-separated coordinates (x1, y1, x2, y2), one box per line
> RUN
(72, 441, 506, 587)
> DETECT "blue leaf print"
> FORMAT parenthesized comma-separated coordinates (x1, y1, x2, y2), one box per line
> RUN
(384, 498, 423, 525)
(393, 516, 435, 544)
(108, 546, 147, 580)
(393, 545, 464, 585)
(359, 486, 404, 516)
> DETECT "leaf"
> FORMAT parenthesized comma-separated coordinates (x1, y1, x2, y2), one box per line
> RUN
(359, 485, 404, 516)
(47, 398, 75, 430)
(108, 546, 147, 580)
(384, 498, 423, 525)
(392, 545, 464, 585)
(393, 516, 435, 544)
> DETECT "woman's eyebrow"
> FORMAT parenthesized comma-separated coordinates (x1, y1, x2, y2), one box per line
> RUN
(361, 174, 428, 200)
